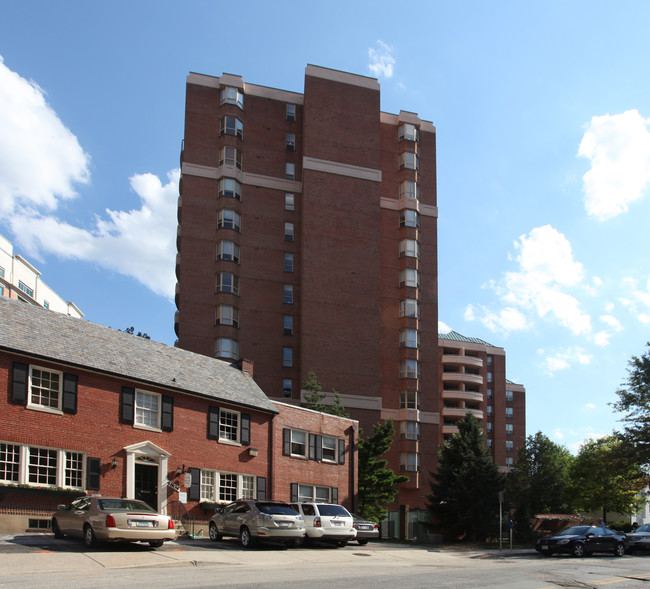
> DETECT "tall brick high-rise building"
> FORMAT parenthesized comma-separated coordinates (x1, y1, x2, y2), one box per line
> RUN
(176, 65, 524, 520)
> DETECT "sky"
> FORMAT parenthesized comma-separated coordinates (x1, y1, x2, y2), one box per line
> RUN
(1, 1, 650, 454)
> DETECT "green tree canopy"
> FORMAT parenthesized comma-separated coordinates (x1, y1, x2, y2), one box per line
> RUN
(612, 343, 650, 465)
(568, 435, 645, 524)
(301, 370, 348, 417)
(427, 413, 505, 541)
(357, 419, 408, 522)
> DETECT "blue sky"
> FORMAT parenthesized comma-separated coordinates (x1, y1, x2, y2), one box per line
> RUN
(2, 1, 650, 453)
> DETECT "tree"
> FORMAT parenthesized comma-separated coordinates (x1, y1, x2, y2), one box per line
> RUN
(357, 419, 408, 522)
(301, 370, 349, 417)
(506, 432, 574, 540)
(612, 343, 650, 465)
(568, 435, 645, 524)
(427, 413, 505, 541)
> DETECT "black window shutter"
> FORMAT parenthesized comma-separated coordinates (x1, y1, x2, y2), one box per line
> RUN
(331, 487, 338, 504)
(257, 476, 266, 501)
(283, 429, 291, 456)
(161, 395, 174, 431)
(121, 386, 135, 424)
(290, 483, 298, 503)
(309, 434, 316, 461)
(86, 457, 101, 490)
(315, 435, 323, 462)
(240, 413, 250, 445)
(208, 407, 220, 439)
(338, 439, 345, 465)
(62, 373, 78, 414)
(188, 468, 201, 501)
(11, 362, 28, 405)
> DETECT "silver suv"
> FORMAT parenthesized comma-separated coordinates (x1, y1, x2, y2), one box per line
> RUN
(290, 502, 356, 547)
(209, 500, 305, 548)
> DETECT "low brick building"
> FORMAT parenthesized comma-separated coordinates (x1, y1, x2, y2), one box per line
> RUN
(0, 297, 356, 532)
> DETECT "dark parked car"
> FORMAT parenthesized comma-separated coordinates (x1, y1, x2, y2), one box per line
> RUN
(535, 525, 627, 557)
(351, 514, 379, 545)
(626, 524, 650, 553)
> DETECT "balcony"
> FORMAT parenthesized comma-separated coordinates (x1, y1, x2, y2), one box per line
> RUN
(442, 372, 483, 386)
(441, 407, 484, 420)
(442, 354, 483, 368)
(442, 390, 483, 404)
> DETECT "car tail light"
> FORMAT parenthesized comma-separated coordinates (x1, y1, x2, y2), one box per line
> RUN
(168, 518, 175, 530)
(313, 516, 322, 528)
(106, 515, 117, 528)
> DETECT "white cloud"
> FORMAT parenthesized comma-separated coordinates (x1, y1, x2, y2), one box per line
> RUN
(592, 331, 611, 346)
(639, 313, 650, 324)
(541, 346, 592, 375)
(600, 314, 623, 331)
(0, 56, 90, 214)
(579, 109, 650, 220)
(368, 41, 395, 79)
(585, 403, 596, 410)
(9, 170, 179, 299)
(438, 321, 452, 334)
(469, 225, 591, 335)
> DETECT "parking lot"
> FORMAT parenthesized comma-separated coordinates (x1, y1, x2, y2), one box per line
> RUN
(3, 533, 650, 588)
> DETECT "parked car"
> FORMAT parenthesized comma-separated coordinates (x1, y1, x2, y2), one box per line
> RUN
(52, 496, 176, 548)
(351, 514, 379, 545)
(290, 502, 356, 547)
(209, 500, 305, 548)
(535, 525, 628, 557)
(626, 524, 650, 553)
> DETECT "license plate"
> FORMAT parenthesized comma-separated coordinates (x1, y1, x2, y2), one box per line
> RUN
(541, 545, 548, 550)
(277, 522, 291, 528)
(130, 520, 153, 528)
(358, 525, 371, 530)
(332, 521, 343, 526)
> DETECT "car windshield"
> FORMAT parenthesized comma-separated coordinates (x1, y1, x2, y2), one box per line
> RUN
(317, 505, 350, 517)
(636, 524, 650, 533)
(257, 503, 299, 516)
(558, 526, 590, 536)
(98, 499, 156, 512)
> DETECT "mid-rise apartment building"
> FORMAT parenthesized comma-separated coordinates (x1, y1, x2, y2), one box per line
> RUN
(175, 65, 524, 516)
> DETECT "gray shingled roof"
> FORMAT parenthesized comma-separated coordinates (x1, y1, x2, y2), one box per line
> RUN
(438, 330, 496, 347)
(0, 297, 277, 414)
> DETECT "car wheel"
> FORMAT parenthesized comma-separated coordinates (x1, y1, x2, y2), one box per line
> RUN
(209, 522, 223, 542)
(240, 526, 254, 548)
(292, 538, 303, 548)
(614, 543, 625, 557)
(358, 539, 369, 546)
(51, 519, 64, 539)
(336, 540, 348, 548)
(571, 542, 585, 557)
(149, 540, 164, 548)
(84, 525, 96, 548)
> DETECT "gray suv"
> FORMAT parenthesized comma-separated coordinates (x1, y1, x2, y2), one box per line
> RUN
(209, 500, 305, 548)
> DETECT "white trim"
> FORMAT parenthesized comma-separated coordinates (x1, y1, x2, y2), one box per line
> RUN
(123, 441, 171, 514)
(302, 157, 382, 182)
(305, 65, 380, 91)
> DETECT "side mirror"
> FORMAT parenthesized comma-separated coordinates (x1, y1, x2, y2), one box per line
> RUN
(57, 504, 67, 511)
(586, 533, 595, 538)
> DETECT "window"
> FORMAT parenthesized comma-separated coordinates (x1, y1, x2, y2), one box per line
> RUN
(219, 146, 242, 169)
(216, 241, 240, 263)
(399, 180, 419, 200)
(18, 281, 34, 298)
(219, 408, 240, 442)
(399, 209, 420, 229)
(216, 272, 239, 295)
(215, 338, 239, 360)
(220, 86, 244, 109)
(289, 430, 307, 457)
(218, 178, 242, 200)
(487, 388, 493, 400)
(216, 304, 239, 327)
(400, 421, 420, 440)
(505, 457, 514, 467)
(398, 123, 419, 142)
(220, 116, 243, 139)
(282, 379, 292, 397)
(505, 423, 514, 434)
(0, 443, 20, 482)
(296, 485, 333, 503)
(505, 390, 514, 402)
(283, 284, 293, 304)
(506, 407, 514, 418)
(487, 372, 493, 383)
(399, 269, 420, 288)
(200, 470, 255, 502)
(399, 239, 420, 258)
(0, 285, 3, 296)
(43, 300, 50, 309)
(217, 209, 241, 231)
(487, 405, 493, 416)
(400, 390, 419, 410)
(399, 329, 420, 349)
(284, 253, 294, 272)
(286, 103, 296, 121)
(135, 391, 161, 429)
(200, 470, 215, 502)
(285, 163, 295, 180)
(487, 422, 493, 433)
(283, 315, 293, 335)
(399, 299, 420, 318)
(487, 439, 493, 449)
(399, 359, 421, 379)
(28, 367, 62, 411)
(322, 436, 337, 462)
(400, 452, 420, 472)
(284, 222, 294, 241)
(28, 446, 57, 485)
(0, 266, 4, 278)
(284, 193, 295, 211)
(65, 451, 84, 488)
(286, 133, 296, 151)
(220, 474, 238, 501)
(399, 152, 419, 170)
(283, 347, 293, 367)
(506, 440, 514, 452)
(487, 356, 493, 366)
